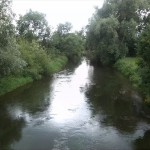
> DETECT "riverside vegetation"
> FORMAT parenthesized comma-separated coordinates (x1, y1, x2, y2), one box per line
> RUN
(86, 0, 150, 104)
(1, 0, 150, 105)
(0, 0, 85, 96)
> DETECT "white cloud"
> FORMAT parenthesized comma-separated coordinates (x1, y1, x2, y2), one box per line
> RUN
(12, 0, 104, 31)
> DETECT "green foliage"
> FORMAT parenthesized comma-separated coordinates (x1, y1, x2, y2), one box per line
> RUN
(0, 39, 26, 76)
(138, 24, 150, 97)
(51, 22, 73, 51)
(0, 0, 26, 77)
(0, 55, 68, 96)
(87, 17, 127, 65)
(17, 10, 51, 43)
(138, 25, 150, 65)
(18, 39, 52, 79)
(0, 76, 33, 96)
(51, 22, 85, 60)
(0, 2, 83, 95)
(61, 33, 85, 60)
(86, 0, 150, 65)
(115, 58, 141, 87)
(56, 22, 72, 36)
(0, 0, 14, 47)
(49, 56, 68, 73)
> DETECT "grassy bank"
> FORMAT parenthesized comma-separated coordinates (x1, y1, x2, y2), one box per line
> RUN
(115, 57, 150, 104)
(0, 55, 68, 96)
(0, 76, 33, 96)
(115, 57, 141, 88)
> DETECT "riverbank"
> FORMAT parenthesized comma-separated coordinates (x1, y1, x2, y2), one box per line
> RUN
(115, 57, 141, 88)
(0, 56, 68, 96)
(115, 57, 150, 104)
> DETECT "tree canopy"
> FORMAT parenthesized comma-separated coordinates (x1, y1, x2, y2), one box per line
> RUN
(17, 10, 51, 43)
(86, 0, 150, 65)
(0, 0, 25, 76)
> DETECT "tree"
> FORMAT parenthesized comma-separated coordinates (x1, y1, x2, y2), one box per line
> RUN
(87, 17, 127, 65)
(50, 22, 85, 60)
(0, 0, 14, 48)
(86, 0, 150, 65)
(0, 0, 25, 76)
(62, 33, 85, 60)
(56, 22, 72, 36)
(17, 10, 51, 43)
(18, 39, 52, 79)
(138, 24, 150, 95)
(50, 22, 72, 53)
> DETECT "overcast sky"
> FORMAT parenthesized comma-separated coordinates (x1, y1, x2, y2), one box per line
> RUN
(12, 0, 104, 31)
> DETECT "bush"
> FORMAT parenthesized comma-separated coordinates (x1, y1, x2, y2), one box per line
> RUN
(115, 57, 142, 87)
(18, 39, 52, 79)
(49, 56, 68, 73)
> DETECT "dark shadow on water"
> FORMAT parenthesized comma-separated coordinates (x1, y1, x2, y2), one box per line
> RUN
(133, 130, 150, 150)
(0, 104, 25, 150)
(1, 58, 150, 150)
(85, 66, 142, 134)
(0, 77, 52, 115)
(0, 77, 52, 150)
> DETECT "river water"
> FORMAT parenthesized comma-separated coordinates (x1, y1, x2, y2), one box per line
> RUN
(0, 58, 150, 150)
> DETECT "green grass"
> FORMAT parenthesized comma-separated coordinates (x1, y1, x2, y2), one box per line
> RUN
(0, 76, 33, 96)
(115, 57, 142, 88)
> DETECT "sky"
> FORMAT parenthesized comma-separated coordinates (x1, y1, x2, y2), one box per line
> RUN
(12, 0, 104, 31)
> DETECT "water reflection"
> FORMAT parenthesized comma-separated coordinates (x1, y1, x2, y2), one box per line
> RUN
(0, 77, 52, 150)
(85, 67, 142, 134)
(48, 59, 93, 123)
(0, 60, 83, 150)
(0, 104, 25, 150)
(0, 59, 150, 150)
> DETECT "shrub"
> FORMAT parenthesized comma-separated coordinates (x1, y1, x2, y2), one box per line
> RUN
(115, 57, 142, 87)
(18, 39, 52, 79)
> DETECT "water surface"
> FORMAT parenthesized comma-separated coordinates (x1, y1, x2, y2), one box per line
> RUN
(0, 58, 150, 150)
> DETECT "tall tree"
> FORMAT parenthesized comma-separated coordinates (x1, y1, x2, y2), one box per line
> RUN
(86, 0, 150, 65)
(17, 10, 51, 44)
(138, 24, 150, 95)
(0, 0, 25, 76)
(51, 22, 85, 60)
(51, 22, 72, 53)
(56, 22, 72, 36)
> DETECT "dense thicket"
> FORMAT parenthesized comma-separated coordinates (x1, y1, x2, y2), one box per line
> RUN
(86, 0, 150, 100)
(50, 22, 85, 60)
(138, 25, 150, 98)
(0, 0, 85, 95)
(86, 0, 150, 65)
(0, 0, 26, 76)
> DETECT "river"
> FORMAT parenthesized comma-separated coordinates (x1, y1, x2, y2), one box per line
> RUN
(0, 58, 150, 150)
